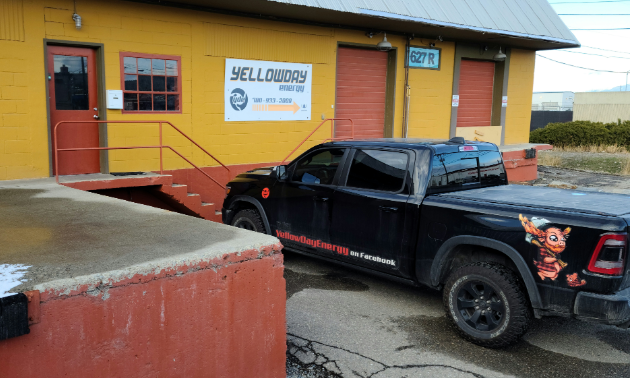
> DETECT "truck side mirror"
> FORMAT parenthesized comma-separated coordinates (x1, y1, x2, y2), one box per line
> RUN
(276, 165, 288, 181)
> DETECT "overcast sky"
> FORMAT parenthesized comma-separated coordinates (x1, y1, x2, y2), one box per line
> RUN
(534, 0, 630, 92)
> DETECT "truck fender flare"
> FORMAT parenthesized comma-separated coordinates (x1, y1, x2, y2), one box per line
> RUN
(228, 195, 272, 235)
(430, 235, 542, 309)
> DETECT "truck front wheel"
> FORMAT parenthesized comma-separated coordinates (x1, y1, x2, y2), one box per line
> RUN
(231, 209, 265, 233)
(443, 262, 532, 348)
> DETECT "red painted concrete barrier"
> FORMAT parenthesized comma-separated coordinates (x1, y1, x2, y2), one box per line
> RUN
(0, 244, 286, 378)
(501, 144, 552, 182)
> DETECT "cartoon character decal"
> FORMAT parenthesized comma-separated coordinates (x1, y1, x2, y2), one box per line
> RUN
(566, 273, 587, 287)
(519, 214, 572, 282)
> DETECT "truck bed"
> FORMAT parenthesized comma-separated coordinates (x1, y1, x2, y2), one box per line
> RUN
(437, 185, 630, 217)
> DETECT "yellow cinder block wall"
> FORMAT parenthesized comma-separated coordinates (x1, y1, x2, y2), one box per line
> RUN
(505, 48, 536, 144)
(0, 0, 49, 180)
(406, 42, 455, 140)
(0, 0, 537, 180)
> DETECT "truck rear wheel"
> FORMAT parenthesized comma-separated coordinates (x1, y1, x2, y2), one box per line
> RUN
(443, 262, 531, 348)
(231, 209, 265, 233)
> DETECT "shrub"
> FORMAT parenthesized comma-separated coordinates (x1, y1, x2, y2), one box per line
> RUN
(530, 120, 630, 147)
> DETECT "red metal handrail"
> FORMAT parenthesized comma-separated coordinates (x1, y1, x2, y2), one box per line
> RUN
(281, 118, 354, 164)
(53, 120, 230, 189)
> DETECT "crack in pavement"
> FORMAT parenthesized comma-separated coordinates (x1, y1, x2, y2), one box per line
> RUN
(287, 333, 487, 378)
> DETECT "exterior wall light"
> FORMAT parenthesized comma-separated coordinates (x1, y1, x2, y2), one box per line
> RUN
(494, 47, 507, 61)
(376, 33, 392, 51)
(72, 13, 82, 30)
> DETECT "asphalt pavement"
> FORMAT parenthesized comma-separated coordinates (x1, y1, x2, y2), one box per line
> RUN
(284, 251, 630, 378)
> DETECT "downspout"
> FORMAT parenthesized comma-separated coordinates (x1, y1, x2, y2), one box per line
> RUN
(402, 36, 412, 138)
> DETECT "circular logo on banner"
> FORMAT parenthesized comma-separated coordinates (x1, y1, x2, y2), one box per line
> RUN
(262, 188, 270, 199)
(229, 88, 248, 111)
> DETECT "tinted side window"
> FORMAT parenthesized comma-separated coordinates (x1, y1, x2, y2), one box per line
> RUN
(346, 149, 408, 192)
(478, 150, 506, 185)
(429, 150, 506, 193)
(292, 148, 345, 185)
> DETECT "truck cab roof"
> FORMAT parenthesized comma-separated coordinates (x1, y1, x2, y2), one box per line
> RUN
(323, 138, 499, 154)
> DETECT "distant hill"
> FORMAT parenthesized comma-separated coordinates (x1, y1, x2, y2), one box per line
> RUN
(590, 85, 630, 92)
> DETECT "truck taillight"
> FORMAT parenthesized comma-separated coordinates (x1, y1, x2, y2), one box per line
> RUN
(588, 233, 627, 276)
(225, 185, 231, 198)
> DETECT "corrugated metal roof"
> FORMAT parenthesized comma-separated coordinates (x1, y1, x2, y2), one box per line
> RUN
(268, 0, 579, 45)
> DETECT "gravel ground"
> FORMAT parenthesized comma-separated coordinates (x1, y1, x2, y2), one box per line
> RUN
(287, 354, 341, 378)
(525, 165, 630, 194)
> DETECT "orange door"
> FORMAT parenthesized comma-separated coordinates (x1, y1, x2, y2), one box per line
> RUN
(335, 48, 388, 139)
(457, 59, 495, 127)
(47, 46, 100, 175)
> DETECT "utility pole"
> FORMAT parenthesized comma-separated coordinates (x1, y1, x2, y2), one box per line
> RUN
(627, 70, 629, 91)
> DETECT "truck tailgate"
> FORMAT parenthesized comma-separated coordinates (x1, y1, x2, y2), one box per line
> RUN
(437, 185, 630, 216)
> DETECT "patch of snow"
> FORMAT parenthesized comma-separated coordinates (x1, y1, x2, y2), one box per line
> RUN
(0, 264, 30, 298)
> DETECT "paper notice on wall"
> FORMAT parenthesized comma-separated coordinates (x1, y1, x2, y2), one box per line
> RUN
(502, 96, 508, 107)
(224, 59, 312, 122)
(452, 95, 459, 107)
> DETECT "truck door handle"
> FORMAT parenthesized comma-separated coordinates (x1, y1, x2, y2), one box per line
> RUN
(379, 206, 398, 213)
(313, 196, 329, 202)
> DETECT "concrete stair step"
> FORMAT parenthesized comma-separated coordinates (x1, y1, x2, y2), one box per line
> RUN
(200, 201, 218, 221)
(183, 192, 202, 211)
(162, 183, 188, 198)
(159, 183, 224, 223)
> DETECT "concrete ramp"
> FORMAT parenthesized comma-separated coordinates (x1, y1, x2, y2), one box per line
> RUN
(0, 179, 285, 377)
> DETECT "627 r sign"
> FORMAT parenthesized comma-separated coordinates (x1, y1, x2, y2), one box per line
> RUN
(407, 46, 441, 70)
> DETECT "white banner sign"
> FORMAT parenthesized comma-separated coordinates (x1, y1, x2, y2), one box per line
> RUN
(225, 59, 312, 122)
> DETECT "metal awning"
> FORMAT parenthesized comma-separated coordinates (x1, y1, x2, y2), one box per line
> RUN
(133, 0, 580, 50)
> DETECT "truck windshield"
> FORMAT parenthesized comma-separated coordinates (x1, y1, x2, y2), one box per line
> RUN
(427, 150, 507, 194)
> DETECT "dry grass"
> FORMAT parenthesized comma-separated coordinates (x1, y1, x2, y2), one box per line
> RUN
(552, 145, 628, 154)
(538, 150, 630, 175)
(538, 152, 562, 167)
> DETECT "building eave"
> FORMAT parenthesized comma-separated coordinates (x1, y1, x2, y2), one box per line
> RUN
(127, 0, 580, 50)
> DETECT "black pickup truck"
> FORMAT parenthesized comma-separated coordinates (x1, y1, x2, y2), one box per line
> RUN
(222, 138, 630, 348)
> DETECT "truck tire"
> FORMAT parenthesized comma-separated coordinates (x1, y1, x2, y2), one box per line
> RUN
(231, 209, 265, 233)
(443, 262, 532, 348)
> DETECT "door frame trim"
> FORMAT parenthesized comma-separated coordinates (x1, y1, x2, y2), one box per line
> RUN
(44, 39, 109, 176)
(334, 43, 398, 138)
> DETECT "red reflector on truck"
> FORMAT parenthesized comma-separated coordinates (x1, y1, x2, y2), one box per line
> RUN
(588, 233, 627, 276)
(459, 146, 478, 152)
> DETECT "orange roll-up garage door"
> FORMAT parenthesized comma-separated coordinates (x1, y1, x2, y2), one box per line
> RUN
(456, 59, 495, 127)
(335, 48, 388, 139)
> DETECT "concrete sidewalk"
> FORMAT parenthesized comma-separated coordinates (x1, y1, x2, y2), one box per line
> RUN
(0, 178, 277, 295)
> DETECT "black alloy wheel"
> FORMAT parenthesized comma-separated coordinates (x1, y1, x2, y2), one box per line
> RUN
(456, 280, 505, 332)
(231, 209, 265, 233)
(443, 262, 532, 348)
(234, 218, 257, 231)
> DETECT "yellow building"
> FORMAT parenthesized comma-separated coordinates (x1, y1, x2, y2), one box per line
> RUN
(0, 0, 578, 214)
